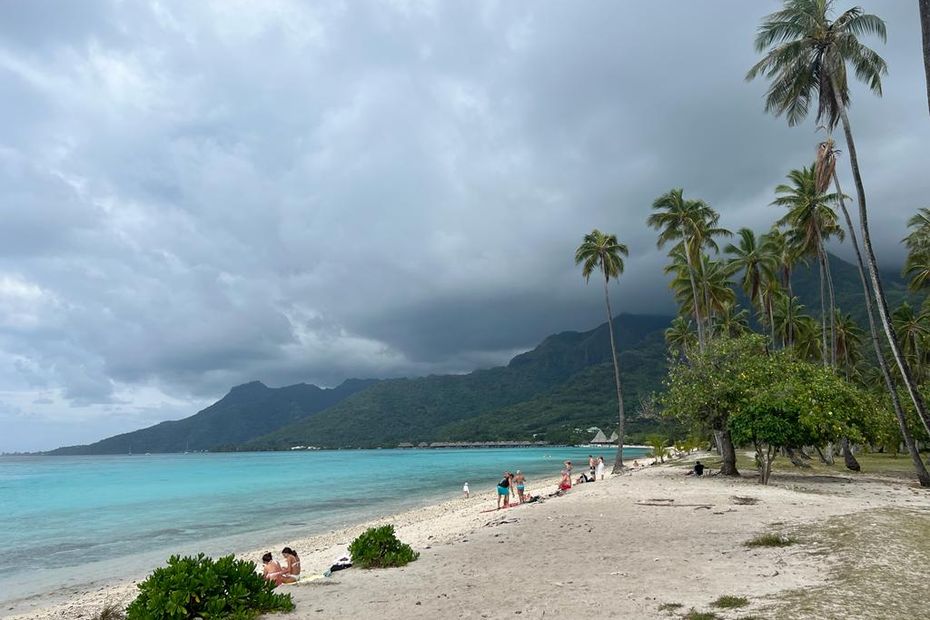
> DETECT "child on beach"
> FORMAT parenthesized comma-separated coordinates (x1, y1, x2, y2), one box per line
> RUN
(463, 482, 470, 499)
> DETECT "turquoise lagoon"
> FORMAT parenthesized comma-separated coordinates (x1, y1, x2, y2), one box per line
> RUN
(0, 446, 648, 606)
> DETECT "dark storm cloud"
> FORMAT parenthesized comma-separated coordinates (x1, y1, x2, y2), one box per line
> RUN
(0, 0, 928, 451)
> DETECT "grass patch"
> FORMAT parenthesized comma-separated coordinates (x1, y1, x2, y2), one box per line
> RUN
(658, 602, 683, 612)
(92, 603, 125, 620)
(745, 533, 795, 548)
(711, 595, 749, 609)
(683, 610, 719, 620)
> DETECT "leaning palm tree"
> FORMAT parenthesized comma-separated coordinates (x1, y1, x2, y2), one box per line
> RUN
(921, 0, 930, 115)
(576, 230, 629, 472)
(817, 139, 930, 484)
(749, 0, 930, 453)
(772, 165, 844, 365)
(648, 189, 730, 351)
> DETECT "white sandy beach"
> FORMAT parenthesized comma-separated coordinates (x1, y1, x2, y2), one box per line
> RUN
(8, 454, 930, 619)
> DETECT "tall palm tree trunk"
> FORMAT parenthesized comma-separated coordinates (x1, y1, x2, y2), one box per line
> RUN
(602, 273, 626, 473)
(837, 101, 930, 438)
(818, 247, 828, 365)
(820, 238, 838, 366)
(684, 248, 706, 352)
(921, 0, 930, 116)
(833, 171, 930, 486)
(768, 297, 776, 346)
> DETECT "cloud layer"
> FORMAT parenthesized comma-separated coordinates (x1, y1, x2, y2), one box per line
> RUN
(1, 0, 928, 451)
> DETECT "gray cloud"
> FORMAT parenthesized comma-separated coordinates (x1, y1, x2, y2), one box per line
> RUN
(0, 0, 928, 451)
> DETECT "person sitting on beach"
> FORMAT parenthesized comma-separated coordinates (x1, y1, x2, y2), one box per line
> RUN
(686, 460, 705, 477)
(513, 471, 526, 504)
(497, 472, 512, 509)
(279, 547, 301, 583)
(261, 552, 284, 586)
(558, 468, 572, 491)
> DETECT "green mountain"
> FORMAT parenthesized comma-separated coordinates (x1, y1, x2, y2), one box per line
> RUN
(48, 379, 377, 455)
(243, 314, 673, 449)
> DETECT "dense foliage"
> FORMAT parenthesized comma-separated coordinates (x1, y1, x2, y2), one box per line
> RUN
(125, 554, 293, 620)
(348, 525, 419, 569)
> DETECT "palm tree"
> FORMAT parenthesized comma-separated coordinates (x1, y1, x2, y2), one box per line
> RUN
(834, 311, 864, 378)
(903, 208, 930, 291)
(772, 166, 844, 366)
(714, 302, 750, 338)
(665, 316, 696, 360)
(576, 230, 629, 472)
(773, 294, 806, 348)
(749, 1, 930, 451)
(921, 0, 930, 115)
(758, 270, 782, 345)
(766, 227, 800, 297)
(725, 228, 778, 314)
(794, 316, 823, 362)
(817, 140, 930, 484)
(648, 189, 730, 351)
(892, 302, 930, 382)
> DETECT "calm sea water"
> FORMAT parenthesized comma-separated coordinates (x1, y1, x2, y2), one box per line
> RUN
(0, 447, 648, 605)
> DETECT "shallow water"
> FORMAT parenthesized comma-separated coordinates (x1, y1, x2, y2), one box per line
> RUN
(0, 446, 648, 605)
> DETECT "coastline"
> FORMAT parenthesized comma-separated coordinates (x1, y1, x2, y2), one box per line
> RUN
(10, 454, 930, 619)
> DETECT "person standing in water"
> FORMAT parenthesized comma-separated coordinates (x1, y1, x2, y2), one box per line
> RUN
(497, 472, 512, 509)
(513, 470, 526, 504)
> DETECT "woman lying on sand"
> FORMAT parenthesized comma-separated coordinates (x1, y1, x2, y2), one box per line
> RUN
(279, 547, 301, 583)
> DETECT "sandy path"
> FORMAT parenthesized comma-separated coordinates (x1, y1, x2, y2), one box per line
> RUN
(9, 456, 930, 619)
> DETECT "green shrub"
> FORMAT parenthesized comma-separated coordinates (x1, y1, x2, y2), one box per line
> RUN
(126, 553, 293, 620)
(683, 610, 719, 620)
(348, 525, 419, 568)
(744, 533, 796, 548)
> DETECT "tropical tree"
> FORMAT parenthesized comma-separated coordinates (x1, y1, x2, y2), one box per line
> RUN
(772, 294, 807, 348)
(834, 310, 864, 378)
(772, 166, 844, 365)
(665, 316, 696, 360)
(892, 302, 930, 381)
(648, 189, 730, 351)
(766, 227, 800, 297)
(575, 230, 629, 472)
(725, 228, 778, 316)
(748, 0, 930, 456)
(903, 208, 930, 291)
(714, 302, 750, 338)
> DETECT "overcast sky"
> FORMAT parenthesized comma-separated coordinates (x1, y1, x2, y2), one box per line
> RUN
(1, 1, 928, 452)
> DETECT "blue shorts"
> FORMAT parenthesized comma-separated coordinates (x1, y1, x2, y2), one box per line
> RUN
(497, 486, 509, 496)
(516, 484, 525, 491)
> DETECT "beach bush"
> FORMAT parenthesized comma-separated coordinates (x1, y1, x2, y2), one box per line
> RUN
(745, 533, 795, 548)
(125, 553, 293, 620)
(92, 602, 126, 620)
(711, 595, 749, 609)
(349, 525, 419, 568)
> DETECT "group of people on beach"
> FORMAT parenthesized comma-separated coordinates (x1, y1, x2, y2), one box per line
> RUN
(495, 469, 527, 509)
(261, 546, 301, 586)
(562, 455, 606, 489)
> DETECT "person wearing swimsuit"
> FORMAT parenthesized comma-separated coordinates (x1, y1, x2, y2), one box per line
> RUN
(261, 552, 284, 586)
(280, 547, 301, 583)
(497, 471, 512, 509)
(513, 470, 526, 504)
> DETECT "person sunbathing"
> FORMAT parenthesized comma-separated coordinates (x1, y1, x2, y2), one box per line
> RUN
(261, 552, 284, 586)
(279, 547, 301, 583)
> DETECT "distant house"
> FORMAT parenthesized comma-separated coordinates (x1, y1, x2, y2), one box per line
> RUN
(397, 442, 414, 449)
(590, 429, 609, 444)
(608, 431, 618, 443)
